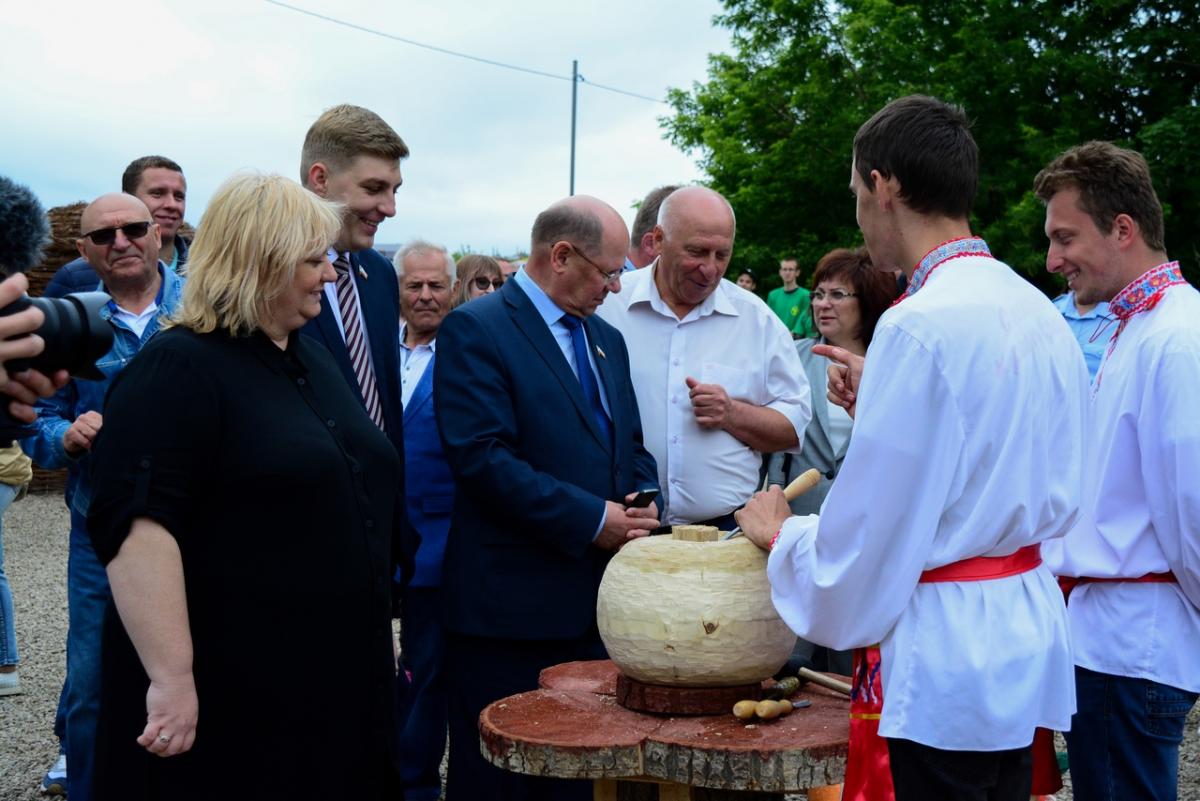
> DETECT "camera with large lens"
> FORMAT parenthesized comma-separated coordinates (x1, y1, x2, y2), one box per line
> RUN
(1, 175, 115, 440)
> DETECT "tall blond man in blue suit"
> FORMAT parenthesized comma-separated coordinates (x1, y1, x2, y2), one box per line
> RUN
(435, 196, 661, 801)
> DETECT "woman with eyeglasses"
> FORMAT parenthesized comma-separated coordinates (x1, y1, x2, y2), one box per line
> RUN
(451, 254, 504, 307)
(84, 173, 406, 800)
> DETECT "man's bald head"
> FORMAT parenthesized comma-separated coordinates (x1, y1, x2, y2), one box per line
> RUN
(528, 195, 629, 317)
(657, 186, 736, 241)
(652, 186, 737, 316)
(80, 192, 152, 235)
(76, 192, 161, 293)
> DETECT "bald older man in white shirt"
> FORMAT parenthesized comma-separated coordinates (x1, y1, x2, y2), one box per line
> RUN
(596, 186, 809, 529)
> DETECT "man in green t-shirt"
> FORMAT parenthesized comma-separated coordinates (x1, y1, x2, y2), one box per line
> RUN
(766, 257, 816, 339)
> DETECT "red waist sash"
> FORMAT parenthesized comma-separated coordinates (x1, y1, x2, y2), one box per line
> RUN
(919, 544, 1042, 583)
(844, 544, 1044, 801)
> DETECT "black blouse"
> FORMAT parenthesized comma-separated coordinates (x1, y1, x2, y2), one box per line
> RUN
(87, 326, 402, 800)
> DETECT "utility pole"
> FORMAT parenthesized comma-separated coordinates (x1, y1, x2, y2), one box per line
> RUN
(570, 59, 578, 196)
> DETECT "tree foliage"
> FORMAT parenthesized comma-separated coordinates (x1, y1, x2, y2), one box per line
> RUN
(664, 0, 1200, 294)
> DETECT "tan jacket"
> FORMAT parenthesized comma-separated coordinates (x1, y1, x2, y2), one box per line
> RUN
(0, 442, 33, 490)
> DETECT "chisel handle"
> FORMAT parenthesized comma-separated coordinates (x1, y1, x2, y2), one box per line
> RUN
(782, 468, 822, 501)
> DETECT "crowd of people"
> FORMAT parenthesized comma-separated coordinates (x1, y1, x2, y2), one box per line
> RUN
(0, 91, 1194, 801)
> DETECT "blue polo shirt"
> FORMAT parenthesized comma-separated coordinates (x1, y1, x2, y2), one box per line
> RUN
(1052, 292, 1116, 382)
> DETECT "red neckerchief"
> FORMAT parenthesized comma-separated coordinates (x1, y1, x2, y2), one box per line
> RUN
(890, 236, 991, 308)
(1093, 261, 1185, 392)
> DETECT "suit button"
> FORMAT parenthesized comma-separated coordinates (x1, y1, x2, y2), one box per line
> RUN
(327, 419, 337, 428)
(352, 464, 362, 475)
(296, 377, 306, 386)
(365, 519, 375, 529)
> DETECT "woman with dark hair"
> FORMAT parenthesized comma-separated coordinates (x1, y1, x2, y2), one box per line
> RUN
(768, 247, 897, 511)
(451, 254, 503, 307)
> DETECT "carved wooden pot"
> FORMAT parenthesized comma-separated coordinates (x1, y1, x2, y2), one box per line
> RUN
(596, 531, 796, 687)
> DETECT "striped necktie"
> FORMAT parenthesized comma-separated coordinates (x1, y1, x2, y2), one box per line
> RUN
(333, 256, 385, 431)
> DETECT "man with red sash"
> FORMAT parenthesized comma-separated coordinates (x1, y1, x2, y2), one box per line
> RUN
(736, 95, 1089, 801)
(1036, 142, 1200, 801)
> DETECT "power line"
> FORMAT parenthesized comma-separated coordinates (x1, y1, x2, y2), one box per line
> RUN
(264, 0, 667, 105)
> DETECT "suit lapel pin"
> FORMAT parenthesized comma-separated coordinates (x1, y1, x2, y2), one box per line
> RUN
(595, 345, 606, 360)
(358, 266, 369, 280)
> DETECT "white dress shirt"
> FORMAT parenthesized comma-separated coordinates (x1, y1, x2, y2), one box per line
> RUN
(768, 255, 1089, 750)
(399, 323, 435, 408)
(1044, 278, 1200, 693)
(596, 263, 809, 524)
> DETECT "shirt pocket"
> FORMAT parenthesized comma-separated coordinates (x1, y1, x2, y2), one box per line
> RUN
(700, 362, 754, 403)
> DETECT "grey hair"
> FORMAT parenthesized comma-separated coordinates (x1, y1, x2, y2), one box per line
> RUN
(394, 238, 455, 283)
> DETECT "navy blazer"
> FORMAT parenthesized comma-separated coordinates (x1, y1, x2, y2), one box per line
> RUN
(434, 278, 659, 641)
(300, 247, 404, 456)
(402, 354, 454, 587)
(300, 247, 414, 583)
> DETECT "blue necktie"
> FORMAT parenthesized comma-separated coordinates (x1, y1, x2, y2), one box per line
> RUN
(560, 314, 612, 445)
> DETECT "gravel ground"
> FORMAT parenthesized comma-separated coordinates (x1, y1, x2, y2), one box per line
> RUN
(3, 492, 1200, 800)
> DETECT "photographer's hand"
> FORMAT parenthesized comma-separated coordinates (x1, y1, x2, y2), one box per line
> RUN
(0, 273, 46, 382)
(0, 273, 67, 423)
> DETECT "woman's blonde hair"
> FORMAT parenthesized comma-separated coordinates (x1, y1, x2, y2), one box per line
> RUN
(174, 173, 342, 336)
(452, 254, 502, 308)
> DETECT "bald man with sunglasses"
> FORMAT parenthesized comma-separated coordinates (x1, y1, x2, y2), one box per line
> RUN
(21, 192, 185, 801)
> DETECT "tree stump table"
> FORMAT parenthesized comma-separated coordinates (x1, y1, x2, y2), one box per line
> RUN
(480, 660, 849, 800)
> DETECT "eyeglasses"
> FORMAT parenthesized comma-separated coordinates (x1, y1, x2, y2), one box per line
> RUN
(80, 221, 153, 246)
(472, 276, 505, 291)
(566, 243, 622, 286)
(811, 289, 857, 303)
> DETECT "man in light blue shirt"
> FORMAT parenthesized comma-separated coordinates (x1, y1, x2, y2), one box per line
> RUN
(1052, 291, 1116, 381)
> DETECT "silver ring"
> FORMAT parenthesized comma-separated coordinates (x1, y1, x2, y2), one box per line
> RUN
(157, 734, 172, 744)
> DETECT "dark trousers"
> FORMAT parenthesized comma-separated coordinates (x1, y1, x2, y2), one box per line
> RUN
(1065, 665, 1197, 801)
(444, 631, 605, 801)
(887, 738, 1032, 801)
(397, 587, 448, 801)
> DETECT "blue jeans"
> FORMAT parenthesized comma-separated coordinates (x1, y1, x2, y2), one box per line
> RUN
(1066, 665, 1198, 801)
(63, 510, 110, 801)
(397, 586, 448, 801)
(0, 483, 20, 666)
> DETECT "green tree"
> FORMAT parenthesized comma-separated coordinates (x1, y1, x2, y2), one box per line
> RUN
(664, 0, 1200, 294)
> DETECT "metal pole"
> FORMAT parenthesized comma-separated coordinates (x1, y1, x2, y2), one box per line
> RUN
(570, 59, 578, 196)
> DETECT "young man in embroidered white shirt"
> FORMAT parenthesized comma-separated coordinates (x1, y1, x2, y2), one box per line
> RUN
(735, 95, 1090, 801)
(1036, 141, 1200, 801)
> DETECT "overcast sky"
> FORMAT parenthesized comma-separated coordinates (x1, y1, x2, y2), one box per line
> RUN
(0, 0, 731, 257)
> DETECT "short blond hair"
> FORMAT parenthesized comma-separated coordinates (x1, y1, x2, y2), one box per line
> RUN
(175, 173, 342, 336)
(301, 104, 409, 185)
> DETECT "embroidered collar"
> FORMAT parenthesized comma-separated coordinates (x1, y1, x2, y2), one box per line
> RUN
(895, 237, 990, 304)
(1093, 261, 1185, 394)
(1109, 261, 1184, 320)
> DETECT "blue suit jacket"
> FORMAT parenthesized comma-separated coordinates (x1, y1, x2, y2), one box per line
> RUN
(300, 247, 414, 582)
(402, 354, 454, 587)
(434, 278, 659, 640)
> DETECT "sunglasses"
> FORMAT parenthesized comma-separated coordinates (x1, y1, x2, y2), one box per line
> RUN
(81, 221, 153, 246)
(472, 276, 505, 291)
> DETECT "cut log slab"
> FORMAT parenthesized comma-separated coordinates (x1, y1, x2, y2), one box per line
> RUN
(615, 672, 763, 716)
(540, 659, 620, 694)
(481, 688, 657, 778)
(480, 660, 849, 793)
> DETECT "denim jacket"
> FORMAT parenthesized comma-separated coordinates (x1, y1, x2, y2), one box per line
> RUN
(21, 263, 185, 519)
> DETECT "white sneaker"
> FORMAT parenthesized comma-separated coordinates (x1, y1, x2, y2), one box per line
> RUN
(0, 669, 20, 696)
(41, 754, 67, 796)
